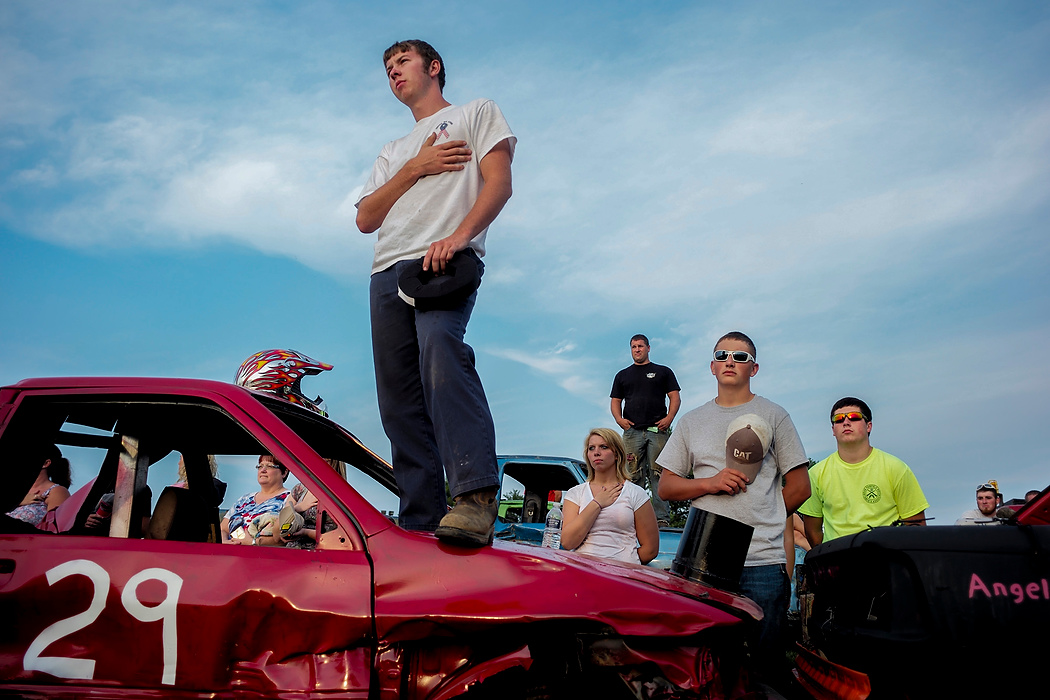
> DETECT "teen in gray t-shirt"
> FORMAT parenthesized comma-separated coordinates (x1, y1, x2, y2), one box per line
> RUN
(658, 395, 807, 563)
(656, 331, 809, 684)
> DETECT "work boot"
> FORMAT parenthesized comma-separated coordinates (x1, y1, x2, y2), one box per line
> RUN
(435, 488, 498, 547)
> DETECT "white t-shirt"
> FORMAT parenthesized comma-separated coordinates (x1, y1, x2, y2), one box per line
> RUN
(564, 480, 651, 564)
(357, 98, 516, 274)
(955, 508, 1000, 525)
(657, 395, 808, 566)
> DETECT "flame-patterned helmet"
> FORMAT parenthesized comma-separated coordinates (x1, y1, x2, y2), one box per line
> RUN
(235, 349, 334, 415)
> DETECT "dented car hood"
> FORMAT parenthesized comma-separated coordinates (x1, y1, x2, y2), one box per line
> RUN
(367, 527, 761, 641)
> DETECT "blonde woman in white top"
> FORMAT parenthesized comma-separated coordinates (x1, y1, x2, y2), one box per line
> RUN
(561, 428, 660, 565)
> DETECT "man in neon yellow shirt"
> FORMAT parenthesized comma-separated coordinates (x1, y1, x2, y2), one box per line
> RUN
(799, 397, 928, 545)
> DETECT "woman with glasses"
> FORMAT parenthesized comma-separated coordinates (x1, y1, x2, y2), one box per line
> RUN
(560, 428, 660, 565)
(220, 455, 291, 545)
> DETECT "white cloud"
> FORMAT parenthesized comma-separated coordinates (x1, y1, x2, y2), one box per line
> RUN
(501, 95, 1050, 331)
(9, 88, 401, 273)
(710, 110, 840, 157)
(0, 36, 63, 127)
(488, 344, 607, 407)
(67, 113, 199, 181)
(9, 3, 1046, 321)
(13, 164, 58, 185)
(489, 347, 577, 375)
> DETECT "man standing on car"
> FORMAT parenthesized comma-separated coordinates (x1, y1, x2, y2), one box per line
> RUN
(657, 331, 809, 683)
(798, 397, 928, 545)
(611, 334, 681, 526)
(356, 40, 516, 546)
(956, 483, 1002, 525)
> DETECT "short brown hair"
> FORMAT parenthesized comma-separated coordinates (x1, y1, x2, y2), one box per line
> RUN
(714, 331, 756, 358)
(383, 40, 445, 91)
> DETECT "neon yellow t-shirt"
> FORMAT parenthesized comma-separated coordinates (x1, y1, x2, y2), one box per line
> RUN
(798, 448, 928, 541)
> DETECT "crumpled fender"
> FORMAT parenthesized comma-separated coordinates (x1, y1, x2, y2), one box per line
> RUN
(584, 636, 751, 697)
(792, 644, 871, 700)
(426, 645, 532, 700)
(229, 648, 372, 694)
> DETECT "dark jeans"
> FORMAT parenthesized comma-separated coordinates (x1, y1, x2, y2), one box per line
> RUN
(370, 258, 498, 531)
(739, 563, 790, 680)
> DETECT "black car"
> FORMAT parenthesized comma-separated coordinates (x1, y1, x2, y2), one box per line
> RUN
(795, 487, 1050, 698)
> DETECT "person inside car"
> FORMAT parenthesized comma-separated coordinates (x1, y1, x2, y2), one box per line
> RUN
(221, 455, 291, 545)
(560, 428, 660, 565)
(278, 458, 346, 549)
(172, 453, 227, 505)
(7, 442, 71, 528)
(84, 452, 221, 538)
(84, 486, 153, 536)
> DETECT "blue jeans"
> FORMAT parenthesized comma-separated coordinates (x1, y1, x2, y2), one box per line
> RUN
(739, 563, 790, 679)
(622, 426, 670, 521)
(370, 257, 498, 531)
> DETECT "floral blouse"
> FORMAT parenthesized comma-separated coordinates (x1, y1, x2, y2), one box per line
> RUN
(225, 490, 289, 535)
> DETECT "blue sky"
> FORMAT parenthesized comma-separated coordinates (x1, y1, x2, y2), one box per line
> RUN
(2, 1, 1048, 524)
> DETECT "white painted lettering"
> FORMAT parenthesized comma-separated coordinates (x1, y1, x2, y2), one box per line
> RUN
(121, 568, 183, 685)
(24, 560, 108, 680)
(25, 560, 183, 686)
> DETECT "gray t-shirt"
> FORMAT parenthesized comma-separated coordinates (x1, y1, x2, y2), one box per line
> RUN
(657, 395, 808, 565)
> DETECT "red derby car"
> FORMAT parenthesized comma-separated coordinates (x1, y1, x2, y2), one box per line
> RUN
(0, 377, 761, 699)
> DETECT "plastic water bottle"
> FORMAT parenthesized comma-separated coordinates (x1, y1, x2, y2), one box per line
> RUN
(541, 490, 562, 549)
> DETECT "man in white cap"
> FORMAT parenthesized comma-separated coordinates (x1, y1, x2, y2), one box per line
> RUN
(799, 397, 928, 545)
(657, 330, 809, 683)
(956, 482, 1001, 525)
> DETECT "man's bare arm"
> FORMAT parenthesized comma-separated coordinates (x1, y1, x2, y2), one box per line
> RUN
(611, 397, 632, 430)
(901, 509, 927, 526)
(655, 390, 681, 431)
(423, 138, 513, 272)
(802, 514, 824, 547)
(356, 133, 472, 233)
(658, 467, 749, 502)
(782, 466, 811, 515)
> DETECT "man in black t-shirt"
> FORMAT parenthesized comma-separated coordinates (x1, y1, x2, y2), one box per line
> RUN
(610, 334, 681, 525)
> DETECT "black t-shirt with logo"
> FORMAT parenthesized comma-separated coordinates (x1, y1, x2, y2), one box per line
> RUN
(610, 363, 681, 428)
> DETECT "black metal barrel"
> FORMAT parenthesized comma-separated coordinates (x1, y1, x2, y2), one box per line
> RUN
(670, 507, 754, 591)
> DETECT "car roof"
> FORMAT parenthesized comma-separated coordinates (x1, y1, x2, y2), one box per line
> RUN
(4, 377, 321, 421)
(9, 376, 248, 393)
(497, 454, 586, 466)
